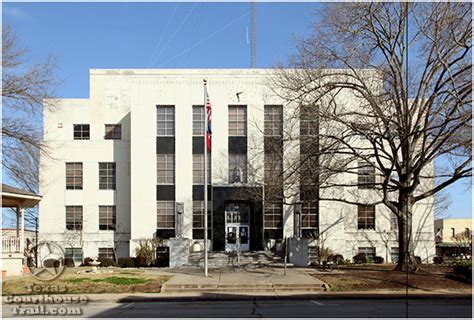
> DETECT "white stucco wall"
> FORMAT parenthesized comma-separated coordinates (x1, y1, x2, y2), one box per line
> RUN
(39, 69, 435, 262)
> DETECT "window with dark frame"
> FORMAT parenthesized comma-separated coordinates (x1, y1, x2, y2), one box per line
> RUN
(99, 162, 116, 190)
(192, 106, 205, 136)
(358, 162, 376, 189)
(98, 248, 115, 260)
(99, 206, 116, 230)
(192, 154, 211, 185)
(104, 124, 122, 140)
(66, 206, 83, 230)
(390, 213, 398, 231)
(157, 201, 175, 229)
(65, 248, 83, 264)
(301, 201, 318, 229)
(264, 202, 283, 229)
(300, 106, 318, 136)
(192, 201, 212, 229)
(157, 154, 175, 184)
(357, 204, 375, 229)
(264, 105, 283, 136)
(391, 247, 399, 263)
(65, 162, 83, 190)
(156, 106, 175, 136)
(73, 124, 90, 140)
(228, 106, 247, 136)
(358, 247, 376, 260)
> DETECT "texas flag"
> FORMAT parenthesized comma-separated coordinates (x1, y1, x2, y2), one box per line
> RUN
(205, 87, 212, 151)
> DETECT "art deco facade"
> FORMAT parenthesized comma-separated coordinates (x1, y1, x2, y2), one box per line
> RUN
(39, 69, 435, 264)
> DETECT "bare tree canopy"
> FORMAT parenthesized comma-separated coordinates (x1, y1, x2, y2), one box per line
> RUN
(274, 2, 471, 271)
(2, 25, 58, 226)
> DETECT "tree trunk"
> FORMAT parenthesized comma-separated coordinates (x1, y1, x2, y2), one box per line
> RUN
(394, 192, 419, 272)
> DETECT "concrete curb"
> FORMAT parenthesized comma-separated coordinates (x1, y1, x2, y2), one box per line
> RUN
(114, 293, 473, 303)
(3, 291, 471, 304)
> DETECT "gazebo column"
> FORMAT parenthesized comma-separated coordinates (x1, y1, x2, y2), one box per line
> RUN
(16, 205, 20, 238)
(19, 206, 25, 255)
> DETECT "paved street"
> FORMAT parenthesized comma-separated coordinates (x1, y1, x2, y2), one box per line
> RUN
(3, 298, 472, 318)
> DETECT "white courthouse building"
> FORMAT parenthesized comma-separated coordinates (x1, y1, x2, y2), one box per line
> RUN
(39, 69, 435, 264)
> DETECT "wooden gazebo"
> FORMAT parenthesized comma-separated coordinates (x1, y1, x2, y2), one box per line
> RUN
(1, 184, 41, 276)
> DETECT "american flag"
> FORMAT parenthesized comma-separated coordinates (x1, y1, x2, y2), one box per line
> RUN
(205, 88, 212, 151)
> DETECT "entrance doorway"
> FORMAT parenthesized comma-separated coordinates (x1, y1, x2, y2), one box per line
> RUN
(224, 202, 250, 252)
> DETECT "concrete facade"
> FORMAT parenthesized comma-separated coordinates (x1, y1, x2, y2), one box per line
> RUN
(39, 69, 435, 263)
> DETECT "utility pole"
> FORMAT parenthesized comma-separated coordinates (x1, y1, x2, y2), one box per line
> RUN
(250, 0, 256, 68)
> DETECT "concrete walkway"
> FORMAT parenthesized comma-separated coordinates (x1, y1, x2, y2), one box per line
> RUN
(158, 267, 327, 294)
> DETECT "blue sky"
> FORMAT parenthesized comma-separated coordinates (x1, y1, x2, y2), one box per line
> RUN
(2, 2, 472, 219)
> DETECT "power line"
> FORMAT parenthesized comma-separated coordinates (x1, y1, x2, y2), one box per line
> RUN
(158, 11, 249, 67)
(148, 3, 179, 67)
(150, 2, 198, 67)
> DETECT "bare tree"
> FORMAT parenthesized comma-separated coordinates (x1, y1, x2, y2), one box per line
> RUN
(273, 2, 471, 271)
(2, 25, 58, 226)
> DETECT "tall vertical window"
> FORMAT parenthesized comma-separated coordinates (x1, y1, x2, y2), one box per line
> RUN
(157, 201, 175, 229)
(192, 201, 212, 229)
(193, 154, 211, 184)
(264, 153, 283, 185)
(264, 202, 283, 229)
(264, 105, 283, 136)
(98, 248, 114, 260)
(451, 228, 456, 237)
(302, 201, 318, 229)
(156, 155, 175, 184)
(358, 162, 376, 189)
(228, 154, 247, 183)
(300, 106, 318, 136)
(73, 124, 90, 140)
(390, 213, 398, 231)
(99, 206, 116, 230)
(66, 162, 83, 190)
(391, 247, 399, 263)
(156, 106, 175, 136)
(228, 106, 247, 136)
(357, 205, 375, 229)
(104, 124, 122, 140)
(99, 162, 116, 190)
(66, 206, 83, 230)
(192, 106, 204, 136)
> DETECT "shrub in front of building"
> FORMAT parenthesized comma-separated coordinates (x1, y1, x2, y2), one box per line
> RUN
(64, 258, 75, 268)
(352, 253, 367, 264)
(327, 254, 344, 265)
(433, 256, 444, 264)
(453, 260, 472, 281)
(373, 256, 384, 264)
(118, 257, 136, 268)
(98, 257, 117, 267)
(81, 257, 94, 266)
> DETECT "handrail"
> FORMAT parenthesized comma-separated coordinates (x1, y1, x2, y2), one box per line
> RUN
(2, 238, 21, 253)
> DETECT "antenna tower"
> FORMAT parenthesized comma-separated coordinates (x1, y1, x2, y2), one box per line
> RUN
(250, 1, 256, 68)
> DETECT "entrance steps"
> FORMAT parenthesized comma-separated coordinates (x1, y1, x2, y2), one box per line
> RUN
(185, 251, 288, 268)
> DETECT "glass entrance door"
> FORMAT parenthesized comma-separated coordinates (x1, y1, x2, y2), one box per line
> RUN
(225, 202, 250, 252)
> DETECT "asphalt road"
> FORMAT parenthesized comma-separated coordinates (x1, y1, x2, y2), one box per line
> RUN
(2, 298, 472, 318)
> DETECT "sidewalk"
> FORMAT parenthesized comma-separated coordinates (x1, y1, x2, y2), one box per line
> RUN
(2, 266, 472, 304)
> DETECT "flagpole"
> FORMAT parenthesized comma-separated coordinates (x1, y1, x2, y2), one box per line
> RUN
(203, 79, 209, 277)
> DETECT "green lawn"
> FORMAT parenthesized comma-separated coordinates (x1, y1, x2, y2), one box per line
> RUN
(2, 269, 171, 295)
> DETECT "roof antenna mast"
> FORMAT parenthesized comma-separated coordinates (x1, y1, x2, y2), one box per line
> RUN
(250, 0, 256, 68)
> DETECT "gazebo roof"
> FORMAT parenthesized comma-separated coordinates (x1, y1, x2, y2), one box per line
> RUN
(1, 184, 42, 208)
